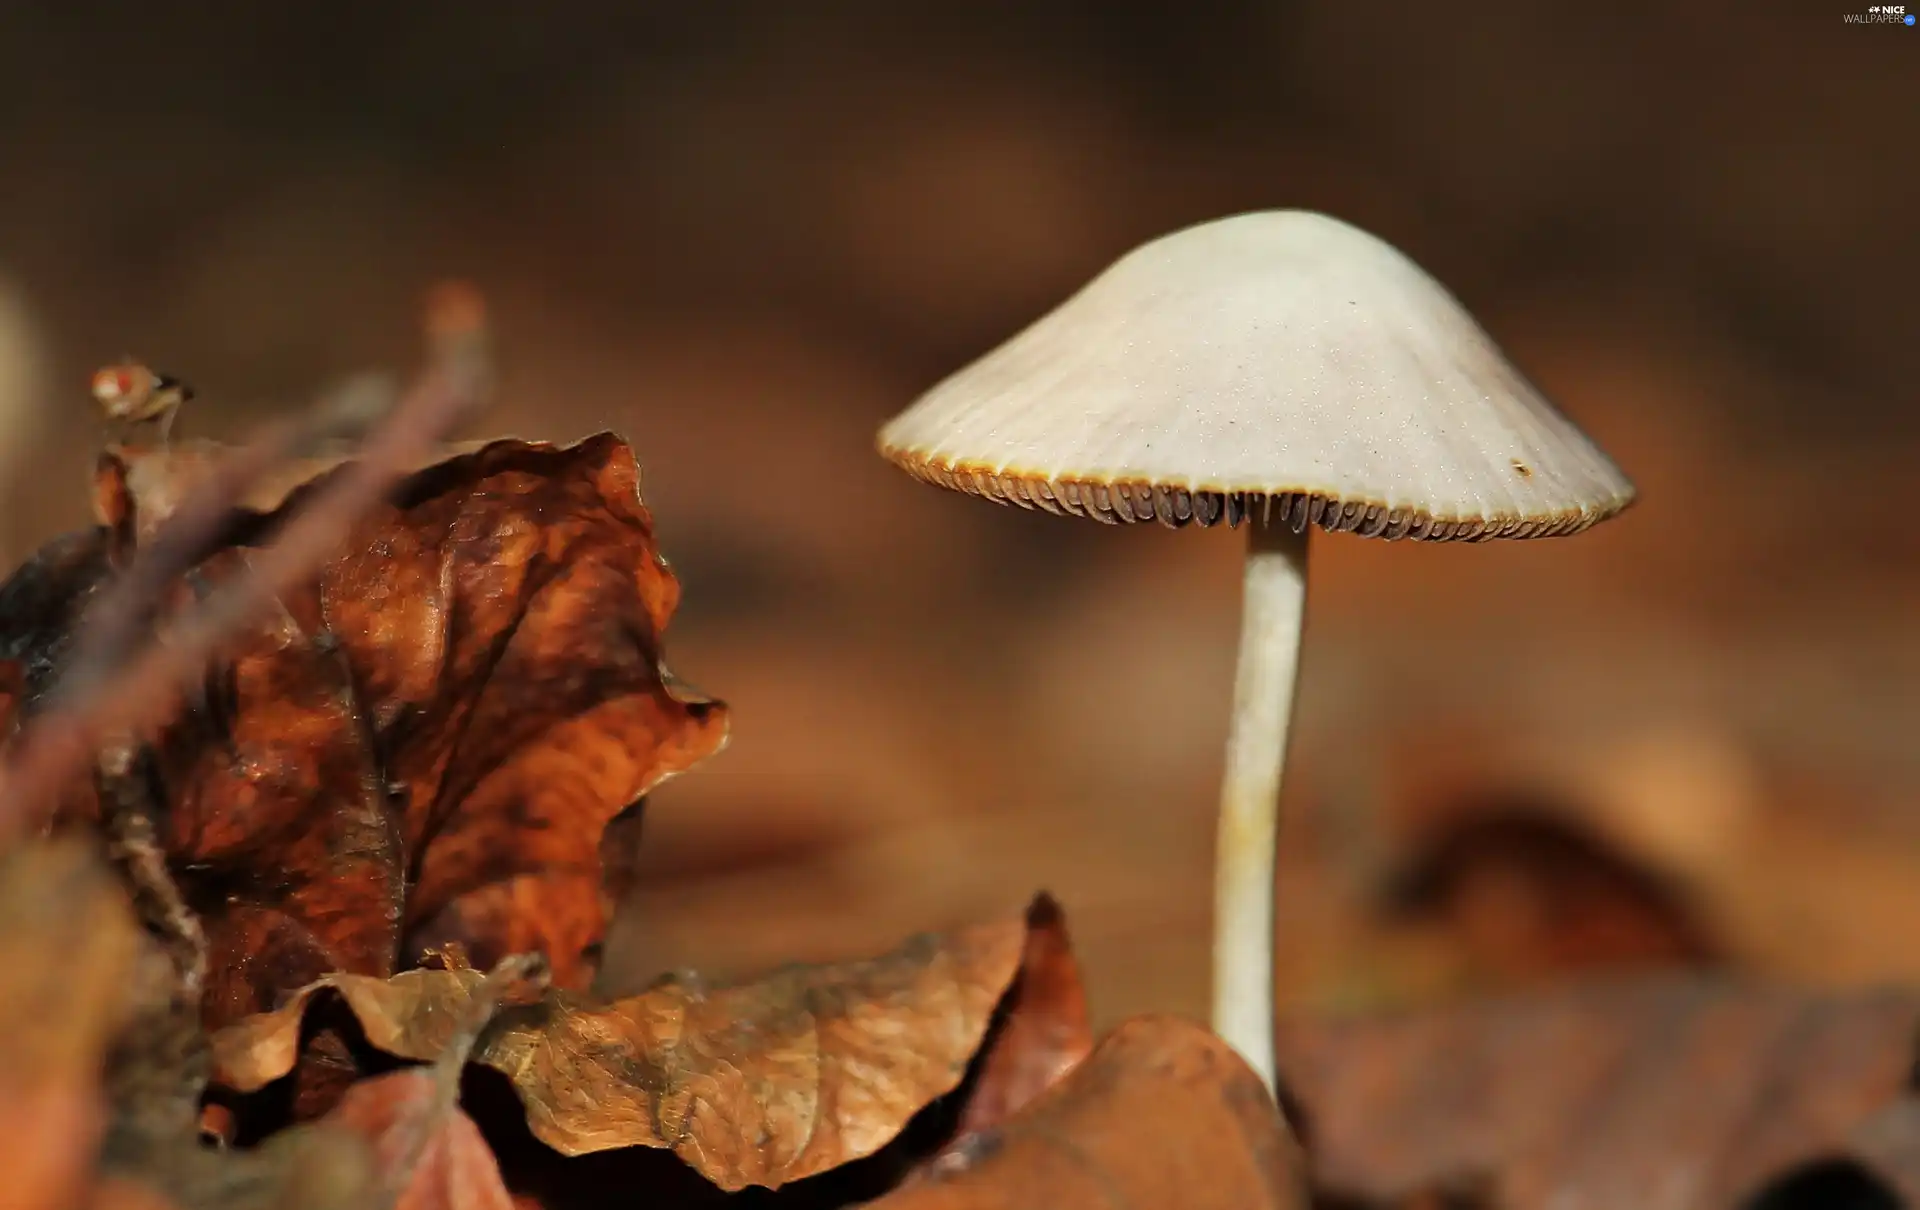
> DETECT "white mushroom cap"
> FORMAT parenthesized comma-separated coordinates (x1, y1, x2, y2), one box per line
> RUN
(878, 210, 1635, 539)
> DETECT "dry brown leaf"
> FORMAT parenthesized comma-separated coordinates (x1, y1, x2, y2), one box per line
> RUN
(1732, 1094, 1920, 1208)
(105, 1118, 377, 1210)
(0, 434, 728, 1049)
(95, 439, 491, 546)
(0, 841, 379, 1210)
(869, 1015, 1308, 1210)
(1381, 805, 1721, 987)
(0, 657, 20, 738)
(210, 956, 530, 1099)
(213, 911, 1030, 1192)
(0, 840, 142, 1210)
(80, 1180, 185, 1210)
(184, 433, 724, 1007)
(0, 528, 117, 719)
(1833, 1096, 1920, 1204)
(92, 944, 381, 1210)
(315, 955, 539, 1210)
(1278, 973, 1920, 1209)
(945, 893, 1093, 1142)
(329, 1078, 514, 1210)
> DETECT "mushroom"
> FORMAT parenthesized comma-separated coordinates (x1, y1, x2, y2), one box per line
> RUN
(874, 210, 1635, 1092)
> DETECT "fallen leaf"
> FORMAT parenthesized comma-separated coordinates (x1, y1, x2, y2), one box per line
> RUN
(330, 1083, 513, 1210)
(318, 955, 541, 1210)
(160, 565, 404, 1029)
(945, 893, 1093, 1141)
(1735, 1094, 1920, 1210)
(213, 910, 1031, 1191)
(0, 527, 116, 715)
(211, 960, 501, 1092)
(0, 840, 142, 1210)
(1380, 804, 1721, 987)
(104, 1112, 377, 1210)
(0, 841, 377, 1210)
(1841, 1097, 1920, 1204)
(91, 935, 381, 1210)
(0, 657, 20, 740)
(1278, 973, 1920, 1209)
(0, 434, 729, 1046)
(868, 1015, 1308, 1210)
(97, 995, 376, 1210)
(94, 439, 493, 546)
(881, 894, 1095, 1199)
(80, 1180, 183, 1210)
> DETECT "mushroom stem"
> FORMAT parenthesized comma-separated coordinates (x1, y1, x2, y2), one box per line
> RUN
(1212, 512, 1308, 1095)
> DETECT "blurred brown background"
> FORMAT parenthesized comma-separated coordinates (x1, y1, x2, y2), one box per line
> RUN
(0, 2, 1915, 1026)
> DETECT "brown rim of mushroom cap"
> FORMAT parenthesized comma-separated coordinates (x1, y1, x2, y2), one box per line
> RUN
(879, 453, 1629, 540)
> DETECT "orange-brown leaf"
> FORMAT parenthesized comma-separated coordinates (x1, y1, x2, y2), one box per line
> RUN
(0, 528, 118, 728)
(312, 954, 536, 1210)
(871, 1015, 1309, 1210)
(0, 658, 20, 739)
(212, 962, 499, 1092)
(213, 913, 1031, 1192)
(1278, 974, 1920, 1209)
(93, 439, 491, 546)
(161, 575, 405, 1030)
(306, 434, 728, 986)
(1834, 1096, 1920, 1204)
(947, 893, 1092, 1141)
(80, 1180, 182, 1210)
(1380, 803, 1720, 987)
(0, 841, 142, 1210)
(327, 1075, 513, 1210)
(7, 434, 729, 1043)
(93, 958, 385, 1210)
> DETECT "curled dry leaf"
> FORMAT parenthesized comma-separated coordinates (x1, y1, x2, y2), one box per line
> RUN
(0, 528, 116, 715)
(106, 1119, 377, 1210)
(0, 433, 728, 1039)
(96, 992, 380, 1210)
(0, 840, 142, 1210)
(1380, 805, 1721, 987)
(94, 438, 492, 547)
(90, 899, 381, 1210)
(1278, 973, 1920, 1209)
(1736, 1093, 1920, 1209)
(870, 1015, 1308, 1210)
(316, 955, 542, 1210)
(327, 1078, 513, 1210)
(213, 912, 1031, 1192)
(0, 845, 373, 1208)
(96, 957, 538, 1210)
(0, 657, 20, 740)
(79, 1180, 184, 1210)
(1828, 1096, 1920, 1205)
(944, 893, 1093, 1142)
(4, 318, 489, 855)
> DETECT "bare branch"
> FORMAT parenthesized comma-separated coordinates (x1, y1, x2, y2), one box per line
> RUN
(64, 383, 399, 708)
(0, 290, 491, 841)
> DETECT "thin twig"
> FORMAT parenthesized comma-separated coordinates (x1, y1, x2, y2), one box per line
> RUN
(63, 383, 400, 708)
(96, 731, 207, 1000)
(0, 311, 489, 841)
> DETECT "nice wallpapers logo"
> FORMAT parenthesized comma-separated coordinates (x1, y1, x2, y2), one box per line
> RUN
(1844, 4, 1915, 22)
